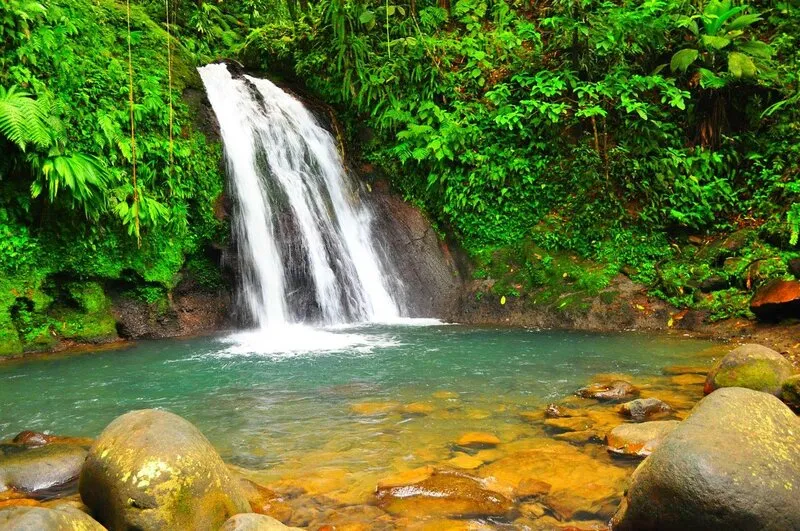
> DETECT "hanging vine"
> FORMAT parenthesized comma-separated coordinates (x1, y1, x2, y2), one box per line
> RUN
(125, 0, 141, 247)
(165, 0, 174, 183)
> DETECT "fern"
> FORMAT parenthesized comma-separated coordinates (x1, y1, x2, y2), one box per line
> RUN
(0, 85, 52, 151)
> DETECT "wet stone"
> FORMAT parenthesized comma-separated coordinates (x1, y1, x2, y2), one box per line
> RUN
(576, 380, 639, 402)
(605, 420, 680, 458)
(618, 398, 673, 422)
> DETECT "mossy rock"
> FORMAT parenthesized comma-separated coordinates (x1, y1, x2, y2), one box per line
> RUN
(0, 505, 104, 530)
(79, 409, 249, 530)
(704, 344, 794, 396)
(779, 374, 800, 412)
(611, 388, 800, 530)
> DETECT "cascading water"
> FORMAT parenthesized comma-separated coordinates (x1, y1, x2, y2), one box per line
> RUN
(199, 62, 403, 330)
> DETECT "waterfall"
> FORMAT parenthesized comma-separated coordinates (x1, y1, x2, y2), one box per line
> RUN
(199, 62, 402, 328)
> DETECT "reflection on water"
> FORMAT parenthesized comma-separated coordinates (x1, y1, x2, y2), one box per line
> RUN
(0, 326, 724, 528)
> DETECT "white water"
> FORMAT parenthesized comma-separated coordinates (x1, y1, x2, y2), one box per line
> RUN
(199, 63, 402, 329)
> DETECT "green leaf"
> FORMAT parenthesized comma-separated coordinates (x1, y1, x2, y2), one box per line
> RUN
(701, 35, 731, 50)
(359, 10, 375, 24)
(698, 68, 727, 89)
(737, 40, 773, 59)
(728, 51, 756, 78)
(726, 13, 761, 31)
(670, 49, 699, 73)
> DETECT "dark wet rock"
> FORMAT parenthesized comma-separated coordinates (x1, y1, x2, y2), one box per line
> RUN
(576, 380, 639, 401)
(750, 279, 800, 321)
(611, 387, 800, 531)
(375, 469, 513, 518)
(780, 374, 800, 412)
(370, 185, 465, 318)
(544, 403, 581, 418)
(220, 513, 301, 530)
(698, 275, 728, 292)
(0, 444, 86, 498)
(11, 432, 54, 448)
(0, 505, 104, 530)
(605, 420, 679, 459)
(79, 409, 249, 530)
(704, 343, 794, 396)
(618, 398, 673, 421)
(789, 257, 800, 279)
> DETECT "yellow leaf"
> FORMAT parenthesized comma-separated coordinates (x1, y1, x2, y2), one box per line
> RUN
(636, 304, 645, 310)
(500, 296, 506, 305)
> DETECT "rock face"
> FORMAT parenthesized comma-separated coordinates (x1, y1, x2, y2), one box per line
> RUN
(220, 513, 301, 530)
(618, 398, 673, 421)
(0, 505, 104, 530)
(375, 470, 512, 519)
(605, 420, 680, 458)
(369, 183, 464, 318)
(576, 380, 639, 401)
(0, 444, 87, 498)
(750, 279, 800, 321)
(79, 409, 250, 530)
(611, 387, 800, 531)
(704, 344, 794, 396)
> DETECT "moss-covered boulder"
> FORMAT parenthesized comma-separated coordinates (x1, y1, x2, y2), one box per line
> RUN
(220, 513, 301, 530)
(611, 387, 800, 531)
(779, 374, 800, 412)
(0, 444, 86, 498)
(79, 409, 249, 530)
(0, 505, 104, 530)
(704, 344, 794, 396)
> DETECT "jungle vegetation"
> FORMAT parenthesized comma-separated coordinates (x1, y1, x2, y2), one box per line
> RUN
(0, 0, 798, 353)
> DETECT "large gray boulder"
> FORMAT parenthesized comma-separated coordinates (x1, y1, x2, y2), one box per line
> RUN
(704, 344, 794, 396)
(0, 505, 105, 530)
(611, 387, 800, 530)
(79, 409, 249, 530)
(0, 444, 86, 497)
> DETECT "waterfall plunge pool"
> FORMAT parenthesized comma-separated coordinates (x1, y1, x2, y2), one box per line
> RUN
(0, 325, 724, 528)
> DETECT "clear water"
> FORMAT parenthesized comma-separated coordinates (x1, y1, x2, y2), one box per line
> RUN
(0, 326, 721, 526)
(198, 63, 402, 327)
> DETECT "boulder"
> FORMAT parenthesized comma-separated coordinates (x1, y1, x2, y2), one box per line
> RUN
(780, 374, 800, 412)
(618, 398, 672, 422)
(375, 470, 513, 518)
(611, 387, 800, 531)
(704, 344, 794, 396)
(576, 380, 639, 401)
(750, 279, 800, 321)
(605, 421, 680, 458)
(79, 409, 250, 530)
(0, 444, 86, 498)
(220, 513, 301, 530)
(0, 505, 104, 530)
(789, 257, 800, 278)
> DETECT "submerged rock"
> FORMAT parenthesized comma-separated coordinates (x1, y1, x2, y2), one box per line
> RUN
(543, 403, 582, 418)
(0, 443, 86, 498)
(237, 478, 292, 523)
(220, 513, 301, 530)
(79, 409, 250, 530)
(605, 420, 679, 458)
(10, 432, 93, 449)
(611, 387, 800, 530)
(543, 417, 595, 433)
(576, 381, 639, 401)
(454, 432, 501, 448)
(375, 470, 512, 519)
(704, 344, 794, 396)
(750, 279, 800, 321)
(0, 505, 104, 530)
(618, 398, 672, 421)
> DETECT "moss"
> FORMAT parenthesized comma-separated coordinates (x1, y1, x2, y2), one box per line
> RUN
(52, 282, 117, 342)
(713, 360, 785, 392)
(599, 290, 619, 305)
(0, 309, 23, 356)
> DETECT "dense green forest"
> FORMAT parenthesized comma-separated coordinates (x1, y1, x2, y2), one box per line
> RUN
(1, 0, 798, 354)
